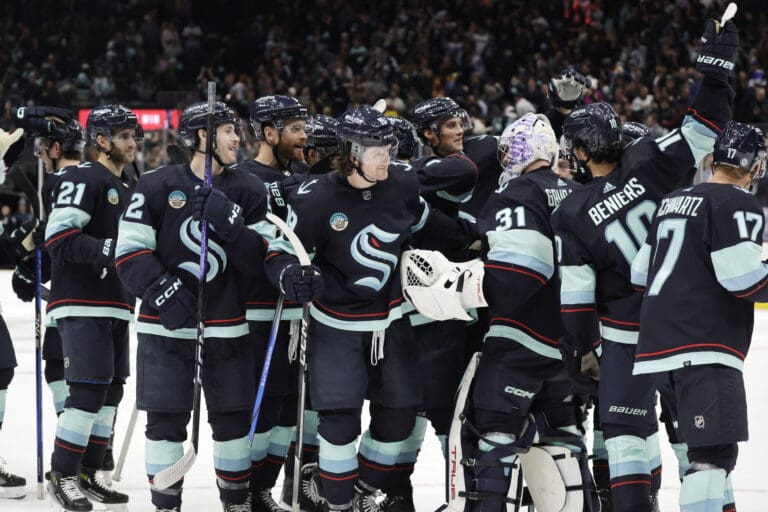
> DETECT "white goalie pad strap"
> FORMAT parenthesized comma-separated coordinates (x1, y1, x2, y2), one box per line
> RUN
(519, 445, 583, 512)
(401, 250, 487, 321)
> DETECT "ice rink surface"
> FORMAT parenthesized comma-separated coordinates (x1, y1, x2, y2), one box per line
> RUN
(1, 268, 766, 511)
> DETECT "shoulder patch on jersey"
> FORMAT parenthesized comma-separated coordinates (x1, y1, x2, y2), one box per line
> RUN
(297, 178, 318, 195)
(107, 188, 120, 205)
(330, 212, 349, 231)
(602, 182, 616, 194)
(168, 190, 187, 208)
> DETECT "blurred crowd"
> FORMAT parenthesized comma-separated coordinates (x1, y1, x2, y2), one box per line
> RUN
(2, 0, 767, 137)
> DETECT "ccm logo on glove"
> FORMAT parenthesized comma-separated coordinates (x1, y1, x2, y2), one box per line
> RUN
(154, 276, 183, 308)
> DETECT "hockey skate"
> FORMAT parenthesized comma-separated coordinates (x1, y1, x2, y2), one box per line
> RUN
(48, 470, 93, 512)
(251, 487, 284, 512)
(280, 462, 326, 512)
(78, 468, 128, 511)
(221, 493, 252, 511)
(0, 457, 26, 499)
(155, 508, 181, 512)
(353, 482, 411, 512)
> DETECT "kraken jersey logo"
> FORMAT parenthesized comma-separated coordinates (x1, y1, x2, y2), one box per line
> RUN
(350, 224, 399, 291)
(178, 217, 228, 282)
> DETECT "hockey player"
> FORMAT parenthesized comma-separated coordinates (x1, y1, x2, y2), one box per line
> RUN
(232, 95, 322, 511)
(115, 101, 272, 512)
(265, 105, 465, 512)
(44, 104, 142, 511)
(632, 121, 768, 512)
(551, 15, 738, 512)
(304, 114, 340, 173)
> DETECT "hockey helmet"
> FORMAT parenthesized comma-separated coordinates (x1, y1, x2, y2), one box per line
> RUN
(249, 95, 308, 140)
(337, 106, 398, 162)
(621, 121, 651, 146)
(304, 114, 339, 161)
(498, 113, 558, 183)
(387, 116, 421, 160)
(86, 105, 142, 147)
(408, 97, 472, 141)
(561, 102, 622, 163)
(713, 120, 767, 180)
(178, 101, 241, 150)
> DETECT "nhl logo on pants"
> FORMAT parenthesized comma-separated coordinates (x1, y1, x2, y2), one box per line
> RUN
(694, 415, 705, 429)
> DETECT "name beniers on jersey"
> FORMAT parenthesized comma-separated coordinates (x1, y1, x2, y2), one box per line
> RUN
(588, 176, 647, 225)
(656, 194, 703, 218)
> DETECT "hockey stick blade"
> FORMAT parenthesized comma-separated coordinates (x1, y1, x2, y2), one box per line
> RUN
(719, 2, 737, 32)
(152, 447, 196, 490)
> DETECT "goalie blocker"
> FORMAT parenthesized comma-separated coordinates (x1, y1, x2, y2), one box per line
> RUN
(401, 250, 487, 321)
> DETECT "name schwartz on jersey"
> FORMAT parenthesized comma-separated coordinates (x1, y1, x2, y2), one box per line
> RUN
(655, 193, 704, 217)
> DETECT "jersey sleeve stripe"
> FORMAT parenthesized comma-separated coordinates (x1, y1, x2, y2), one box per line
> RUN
(115, 249, 153, 268)
(46, 206, 92, 233)
(116, 221, 157, 257)
(559, 265, 596, 305)
(711, 241, 768, 292)
(487, 230, 554, 278)
(410, 197, 430, 233)
(44, 228, 79, 248)
(484, 264, 546, 285)
(630, 243, 651, 287)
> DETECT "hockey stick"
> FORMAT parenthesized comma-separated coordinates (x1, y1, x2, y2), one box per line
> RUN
(34, 156, 45, 500)
(111, 404, 139, 482)
(720, 2, 737, 31)
(248, 293, 286, 443)
(263, 212, 312, 512)
(152, 81, 217, 490)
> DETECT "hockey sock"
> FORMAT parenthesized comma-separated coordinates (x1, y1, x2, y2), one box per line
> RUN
(680, 465, 726, 512)
(723, 474, 735, 512)
(318, 434, 358, 506)
(51, 407, 97, 475)
(146, 438, 184, 509)
(249, 431, 270, 487)
(48, 380, 69, 416)
(672, 442, 691, 481)
(303, 409, 320, 464)
(254, 425, 292, 488)
(393, 415, 428, 494)
(213, 436, 251, 505)
(646, 431, 662, 495)
(80, 405, 115, 470)
(605, 433, 651, 511)
(0, 388, 5, 428)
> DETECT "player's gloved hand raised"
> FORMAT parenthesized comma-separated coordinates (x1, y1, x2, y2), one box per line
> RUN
(192, 185, 244, 242)
(697, 18, 738, 80)
(8, 218, 39, 258)
(145, 273, 197, 330)
(279, 263, 323, 304)
(559, 344, 599, 395)
(0, 128, 25, 175)
(548, 68, 589, 110)
(12, 258, 35, 302)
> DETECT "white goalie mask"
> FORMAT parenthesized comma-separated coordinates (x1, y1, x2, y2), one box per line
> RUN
(498, 113, 558, 185)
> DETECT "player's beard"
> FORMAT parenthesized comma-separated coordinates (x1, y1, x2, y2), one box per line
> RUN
(109, 145, 136, 166)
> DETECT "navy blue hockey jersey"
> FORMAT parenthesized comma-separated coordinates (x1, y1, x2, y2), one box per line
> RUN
(478, 169, 576, 359)
(412, 153, 478, 214)
(632, 183, 768, 374)
(115, 163, 271, 339)
(265, 165, 434, 332)
(460, 135, 501, 222)
(44, 161, 134, 321)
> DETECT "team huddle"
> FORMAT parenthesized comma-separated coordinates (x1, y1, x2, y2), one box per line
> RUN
(0, 11, 766, 512)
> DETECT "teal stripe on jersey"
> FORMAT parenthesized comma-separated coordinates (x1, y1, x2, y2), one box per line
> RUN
(600, 325, 638, 344)
(711, 240, 768, 292)
(606, 435, 650, 479)
(681, 117, 718, 167)
(411, 197, 430, 233)
(56, 408, 97, 447)
(267, 426, 293, 458)
(49, 380, 69, 415)
(46, 206, 92, 236)
(245, 306, 302, 322)
(309, 302, 412, 332)
(318, 435, 358, 474)
(146, 438, 184, 476)
(358, 430, 408, 466)
(213, 436, 251, 473)
(48, 305, 133, 322)
(136, 320, 249, 339)
(485, 324, 561, 360)
(436, 188, 473, 204)
(487, 229, 554, 278)
(631, 243, 651, 287)
(250, 432, 269, 463)
(249, 219, 278, 241)
(116, 220, 157, 258)
(559, 264, 596, 305)
(633, 351, 744, 375)
(91, 406, 116, 439)
(680, 468, 726, 512)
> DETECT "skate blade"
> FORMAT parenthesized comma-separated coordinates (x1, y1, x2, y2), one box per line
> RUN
(98, 470, 113, 486)
(0, 485, 26, 499)
(91, 503, 129, 512)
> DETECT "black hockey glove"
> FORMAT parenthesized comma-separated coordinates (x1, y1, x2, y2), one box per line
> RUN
(14, 106, 74, 134)
(192, 185, 244, 243)
(549, 68, 589, 110)
(12, 258, 35, 302)
(145, 273, 197, 330)
(279, 264, 323, 304)
(559, 345, 599, 395)
(93, 238, 115, 277)
(696, 18, 738, 80)
(8, 218, 39, 258)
